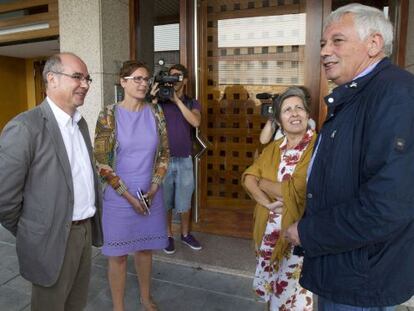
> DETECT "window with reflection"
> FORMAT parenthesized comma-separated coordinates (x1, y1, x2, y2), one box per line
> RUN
(151, 0, 180, 74)
(216, 13, 306, 87)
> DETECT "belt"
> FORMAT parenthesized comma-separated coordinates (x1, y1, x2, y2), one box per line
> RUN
(72, 218, 91, 226)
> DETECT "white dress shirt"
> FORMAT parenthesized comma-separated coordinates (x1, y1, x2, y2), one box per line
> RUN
(47, 97, 96, 221)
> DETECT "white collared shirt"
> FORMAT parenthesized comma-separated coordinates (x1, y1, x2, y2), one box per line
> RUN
(47, 97, 96, 221)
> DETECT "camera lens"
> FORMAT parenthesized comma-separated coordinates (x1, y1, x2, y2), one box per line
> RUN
(158, 86, 174, 100)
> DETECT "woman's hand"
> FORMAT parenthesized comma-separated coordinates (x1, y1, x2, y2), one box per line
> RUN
(265, 200, 284, 214)
(255, 196, 283, 213)
(144, 183, 159, 206)
(258, 178, 283, 200)
(123, 191, 147, 215)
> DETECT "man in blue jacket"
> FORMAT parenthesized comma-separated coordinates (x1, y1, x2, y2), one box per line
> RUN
(285, 3, 414, 310)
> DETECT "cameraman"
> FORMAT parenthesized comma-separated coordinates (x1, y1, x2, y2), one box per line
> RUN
(154, 64, 202, 254)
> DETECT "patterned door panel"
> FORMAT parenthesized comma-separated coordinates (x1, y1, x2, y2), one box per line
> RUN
(196, 0, 307, 238)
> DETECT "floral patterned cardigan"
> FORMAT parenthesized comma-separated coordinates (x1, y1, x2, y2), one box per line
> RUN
(93, 103, 170, 195)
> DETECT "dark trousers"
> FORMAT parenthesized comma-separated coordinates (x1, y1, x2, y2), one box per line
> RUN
(318, 296, 396, 311)
(31, 220, 92, 311)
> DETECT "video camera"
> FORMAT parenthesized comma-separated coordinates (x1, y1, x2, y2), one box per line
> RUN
(154, 70, 183, 100)
(152, 59, 183, 100)
(256, 93, 279, 118)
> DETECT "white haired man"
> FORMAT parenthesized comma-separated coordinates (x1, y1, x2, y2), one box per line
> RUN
(285, 4, 414, 311)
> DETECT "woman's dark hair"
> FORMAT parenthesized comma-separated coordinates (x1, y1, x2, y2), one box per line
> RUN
(274, 86, 311, 124)
(168, 64, 188, 78)
(119, 60, 151, 79)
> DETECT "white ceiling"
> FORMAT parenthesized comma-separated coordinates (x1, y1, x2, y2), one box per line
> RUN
(0, 39, 59, 59)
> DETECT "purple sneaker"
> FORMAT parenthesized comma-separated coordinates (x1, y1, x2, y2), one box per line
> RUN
(181, 233, 202, 250)
(163, 236, 176, 254)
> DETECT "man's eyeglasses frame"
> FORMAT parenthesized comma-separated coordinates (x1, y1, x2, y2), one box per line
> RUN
(50, 71, 93, 84)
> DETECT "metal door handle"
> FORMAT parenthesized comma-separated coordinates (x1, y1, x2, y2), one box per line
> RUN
(193, 128, 209, 222)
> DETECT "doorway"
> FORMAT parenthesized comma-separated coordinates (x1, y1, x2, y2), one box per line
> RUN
(130, 0, 408, 238)
(195, 0, 322, 238)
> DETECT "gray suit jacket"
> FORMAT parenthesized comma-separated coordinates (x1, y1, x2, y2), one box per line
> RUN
(0, 100, 103, 286)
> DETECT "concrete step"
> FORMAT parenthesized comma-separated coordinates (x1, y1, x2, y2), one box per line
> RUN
(153, 231, 255, 277)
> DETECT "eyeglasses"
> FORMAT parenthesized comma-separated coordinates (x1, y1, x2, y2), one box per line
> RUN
(50, 71, 92, 84)
(123, 76, 152, 84)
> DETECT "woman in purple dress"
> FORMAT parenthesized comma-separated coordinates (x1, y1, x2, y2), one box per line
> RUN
(94, 61, 169, 311)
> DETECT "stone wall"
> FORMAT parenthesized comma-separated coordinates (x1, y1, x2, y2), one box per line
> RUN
(59, 0, 130, 139)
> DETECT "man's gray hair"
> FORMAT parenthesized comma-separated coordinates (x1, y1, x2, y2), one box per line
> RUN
(42, 52, 81, 85)
(324, 3, 394, 56)
(42, 54, 63, 85)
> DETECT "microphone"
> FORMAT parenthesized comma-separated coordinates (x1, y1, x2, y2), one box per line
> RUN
(256, 93, 272, 100)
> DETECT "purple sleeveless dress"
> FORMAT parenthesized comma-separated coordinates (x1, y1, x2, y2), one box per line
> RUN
(102, 104, 168, 256)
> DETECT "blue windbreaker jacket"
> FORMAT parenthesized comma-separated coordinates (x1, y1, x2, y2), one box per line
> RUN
(298, 58, 414, 306)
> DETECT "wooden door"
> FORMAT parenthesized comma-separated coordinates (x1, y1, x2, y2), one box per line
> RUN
(129, 0, 406, 238)
(34, 60, 46, 105)
(195, 0, 323, 238)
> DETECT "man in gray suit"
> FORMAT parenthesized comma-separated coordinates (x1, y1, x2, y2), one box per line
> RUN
(0, 52, 103, 311)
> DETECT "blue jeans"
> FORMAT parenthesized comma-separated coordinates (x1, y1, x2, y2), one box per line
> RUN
(163, 156, 194, 213)
(318, 296, 396, 311)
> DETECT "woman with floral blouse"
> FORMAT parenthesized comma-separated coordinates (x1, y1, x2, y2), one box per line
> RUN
(242, 86, 316, 311)
(94, 60, 169, 311)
